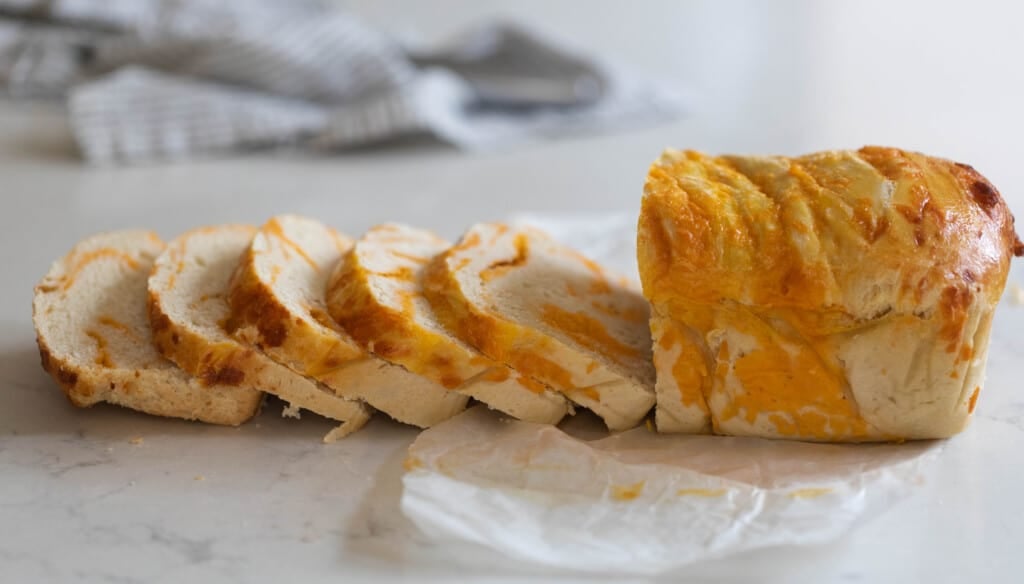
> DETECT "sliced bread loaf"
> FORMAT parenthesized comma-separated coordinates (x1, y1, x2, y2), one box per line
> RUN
(424, 223, 655, 431)
(226, 215, 467, 428)
(147, 225, 370, 441)
(325, 224, 568, 424)
(33, 230, 263, 425)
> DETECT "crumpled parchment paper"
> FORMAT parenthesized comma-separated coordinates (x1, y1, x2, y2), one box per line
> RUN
(401, 408, 938, 575)
(398, 213, 942, 575)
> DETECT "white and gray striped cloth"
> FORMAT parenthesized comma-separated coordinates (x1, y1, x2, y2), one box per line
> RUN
(0, 0, 685, 163)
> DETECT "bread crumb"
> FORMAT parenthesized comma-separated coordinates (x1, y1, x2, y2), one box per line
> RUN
(194, 475, 205, 481)
(644, 418, 655, 432)
(129, 436, 144, 445)
(281, 404, 302, 419)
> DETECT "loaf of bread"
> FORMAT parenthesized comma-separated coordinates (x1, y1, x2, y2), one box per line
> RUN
(33, 145, 1020, 443)
(638, 146, 1023, 441)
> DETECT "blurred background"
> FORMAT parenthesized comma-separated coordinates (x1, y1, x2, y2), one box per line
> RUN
(1, 0, 1021, 244)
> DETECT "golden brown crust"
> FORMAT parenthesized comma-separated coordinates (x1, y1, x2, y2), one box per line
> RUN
(37, 334, 87, 404)
(641, 147, 1019, 316)
(149, 288, 256, 387)
(639, 146, 1020, 441)
(225, 242, 364, 378)
(327, 234, 484, 389)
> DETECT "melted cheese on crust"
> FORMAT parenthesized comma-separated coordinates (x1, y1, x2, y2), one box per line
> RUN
(639, 147, 1022, 441)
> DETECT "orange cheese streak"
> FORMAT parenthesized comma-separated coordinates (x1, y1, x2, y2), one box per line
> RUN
(480, 232, 529, 282)
(480, 366, 510, 383)
(264, 218, 318, 269)
(97, 315, 137, 339)
(590, 300, 647, 323)
(84, 329, 114, 367)
(540, 304, 640, 367)
(61, 249, 140, 291)
(968, 387, 981, 414)
(657, 320, 710, 413)
(693, 304, 871, 439)
(371, 266, 416, 281)
(515, 375, 548, 394)
(391, 251, 430, 265)
(562, 249, 612, 294)
(426, 237, 581, 396)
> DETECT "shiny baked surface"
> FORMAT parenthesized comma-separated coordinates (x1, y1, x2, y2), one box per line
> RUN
(639, 146, 1023, 441)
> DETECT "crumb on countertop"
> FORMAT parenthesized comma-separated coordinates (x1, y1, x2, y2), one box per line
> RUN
(282, 404, 302, 419)
(194, 475, 205, 481)
(129, 436, 144, 445)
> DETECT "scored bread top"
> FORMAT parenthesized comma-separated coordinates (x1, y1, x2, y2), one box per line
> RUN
(226, 215, 467, 428)
(639, 147, 1023, 440)
(326, 223, 568, 424)
(640, 147, 1022, 319)
(32, 230, 262, 425)
(424, 223, 655, 431)
(148, 224, 370, 438)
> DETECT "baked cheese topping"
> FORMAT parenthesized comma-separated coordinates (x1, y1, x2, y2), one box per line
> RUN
(640, 147, 1022, 440)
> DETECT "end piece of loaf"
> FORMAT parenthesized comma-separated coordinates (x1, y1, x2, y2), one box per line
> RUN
(33, 230, 263, 425)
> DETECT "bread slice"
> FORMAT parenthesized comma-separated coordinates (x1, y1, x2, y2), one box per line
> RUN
(147, 225, 370, 441)
(226, 215, 467, 428)
(326, 224, 568, 424)
(424, 223, 656, 431)
(32, 230, 263, 425)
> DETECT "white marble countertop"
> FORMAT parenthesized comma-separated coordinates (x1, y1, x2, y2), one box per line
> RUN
(3, 3, 1024, 582)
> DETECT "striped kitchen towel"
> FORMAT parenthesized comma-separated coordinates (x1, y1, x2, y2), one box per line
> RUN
(0, 0, 685, 163)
